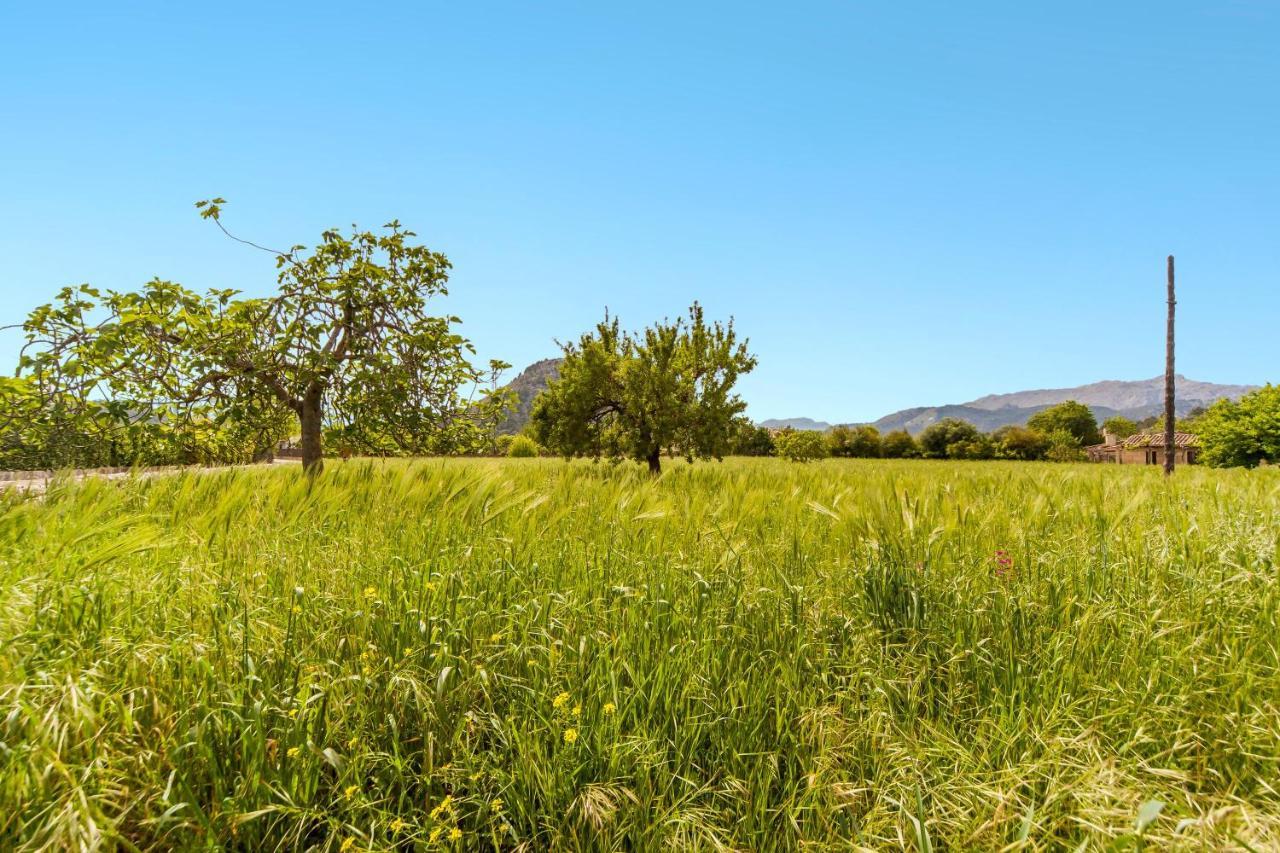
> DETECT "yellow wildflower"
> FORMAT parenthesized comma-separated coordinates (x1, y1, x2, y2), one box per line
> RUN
(491, 797, 504, 814)
(363, 586, 377, 600)
(347, 735, 359, 750)
(286, 746, 300, 758)
(429, 826, 442, 843)
(571, 704, 581, 717)
(292, 604, 302, 615)
(390, 817, 406, 833)
(563, 728, 578, 744)
(603, 702, 616, 716)
(288, 708, 299, 719)
(343, 784, 359, 800)
(449, 827, 462, 841)
(552, 691, 570, 710)
(340, 838, 355, 853)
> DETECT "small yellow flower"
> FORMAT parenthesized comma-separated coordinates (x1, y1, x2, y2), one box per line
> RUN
(603, 702, 616, 716)
(403, 647, 415, 657)
(390, 817, 406, 833)
(449, 827, 462, 841)
(292, 604, 302, 615)
(489, 632, 502, 643)
(491, 797, 504, 814)
(340, 837, 355, 853)
(288, 708, 299, 719)
(526, 659, 536, 667)
(552, 691, 570, 710)
(347, 735, 359, 750)
(343, 784, 359, 800)
(429, 826, 443, 843)
(363, 586, 377, 600)
(563, 728, 578, 744)
(286, 746, 300, 758)
(571, 704, 581, 717)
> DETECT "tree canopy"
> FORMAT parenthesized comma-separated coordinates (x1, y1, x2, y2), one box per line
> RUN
(1027, 400, 1101, 446)
(1196, 385, 1280, 468)
(918, 418, 982, 459)
(11, 201, 509, 472)
(775, 429, 828, 462)
(1101, 415, 1138, 439)
(530, 304, 755, 473)
(827, 424, 881, 458)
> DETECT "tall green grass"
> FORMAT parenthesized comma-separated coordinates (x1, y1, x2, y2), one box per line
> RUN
(1, 459, 1278, 850)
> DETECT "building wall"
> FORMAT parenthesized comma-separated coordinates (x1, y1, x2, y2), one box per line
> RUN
(1118, 447, 1196, 465)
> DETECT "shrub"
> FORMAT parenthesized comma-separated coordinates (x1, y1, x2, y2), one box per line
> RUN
(507, 435, 541, 458)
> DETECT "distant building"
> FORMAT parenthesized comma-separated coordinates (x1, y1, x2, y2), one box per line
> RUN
(1086, 429, 1200, 465)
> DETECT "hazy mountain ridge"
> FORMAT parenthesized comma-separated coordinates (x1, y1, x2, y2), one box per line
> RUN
(763, 375, 1258, 436)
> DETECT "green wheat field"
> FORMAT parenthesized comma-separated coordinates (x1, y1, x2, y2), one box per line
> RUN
(2, 459, 1278, 851)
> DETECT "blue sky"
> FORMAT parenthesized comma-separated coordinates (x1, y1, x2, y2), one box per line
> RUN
(2, 2, 1276, 423)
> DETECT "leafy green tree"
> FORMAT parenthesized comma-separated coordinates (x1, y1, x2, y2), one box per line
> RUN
(918, 418, 980, 459)
(879, 429, 920, 458)
(1101, 416, 1138, 439)
(14, 200, 508, 473)
(991, 424, 1049, 460)
(530, 303, 755, 474)
(1027, 401, 1101, 446)
(775, 429, 828, 462)
(1196, 385, 1280, 468)
(728, 416, 775, 456)
(827, 424, 881, 458)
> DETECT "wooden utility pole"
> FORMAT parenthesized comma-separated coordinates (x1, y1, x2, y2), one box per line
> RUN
(1164, 255, 1176, 476)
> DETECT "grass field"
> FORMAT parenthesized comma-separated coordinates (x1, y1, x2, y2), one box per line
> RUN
(2, 458, 1278, 850)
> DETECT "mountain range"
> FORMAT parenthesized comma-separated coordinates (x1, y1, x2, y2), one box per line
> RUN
(497, 361, 1257, 437)
(759, 375, 1258, 435)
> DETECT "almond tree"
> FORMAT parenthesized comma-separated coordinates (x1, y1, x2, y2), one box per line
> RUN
(530, 303, 755, 474)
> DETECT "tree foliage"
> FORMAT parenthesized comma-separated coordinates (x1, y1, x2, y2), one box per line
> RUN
(827, 424, 881, 458)
(530, 304, 755, 473)
(728, 417, 775, 456)
(1027, 400, 1101, 447)
(918, 418, 981, 459)
(991, 425, 1050, 461)
(1196, 385, 1280, 468)
(10, 201, 508, 472)
(775, 429, 828, 462)
(1101, 415, 1138, 439)
(879, 429, 920, 458)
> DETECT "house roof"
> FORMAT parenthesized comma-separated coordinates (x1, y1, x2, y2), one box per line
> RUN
(1121, 431, 1200, 448)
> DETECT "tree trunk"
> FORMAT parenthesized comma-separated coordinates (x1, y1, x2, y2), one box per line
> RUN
(300, 385, 324, 474)
(646, 447, 662, 475)
(1164, 254, 1176, 476)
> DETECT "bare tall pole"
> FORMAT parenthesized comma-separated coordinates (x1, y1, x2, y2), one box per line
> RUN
(1164, 255, 1176, 476)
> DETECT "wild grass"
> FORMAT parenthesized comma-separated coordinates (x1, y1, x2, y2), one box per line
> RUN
(1, 458, 1278, 850)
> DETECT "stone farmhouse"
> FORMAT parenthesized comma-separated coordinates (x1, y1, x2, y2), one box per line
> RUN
(1086, 429, 1201, 465)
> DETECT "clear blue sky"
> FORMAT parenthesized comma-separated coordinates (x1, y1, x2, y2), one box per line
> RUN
(2, 2, 1276, 423)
